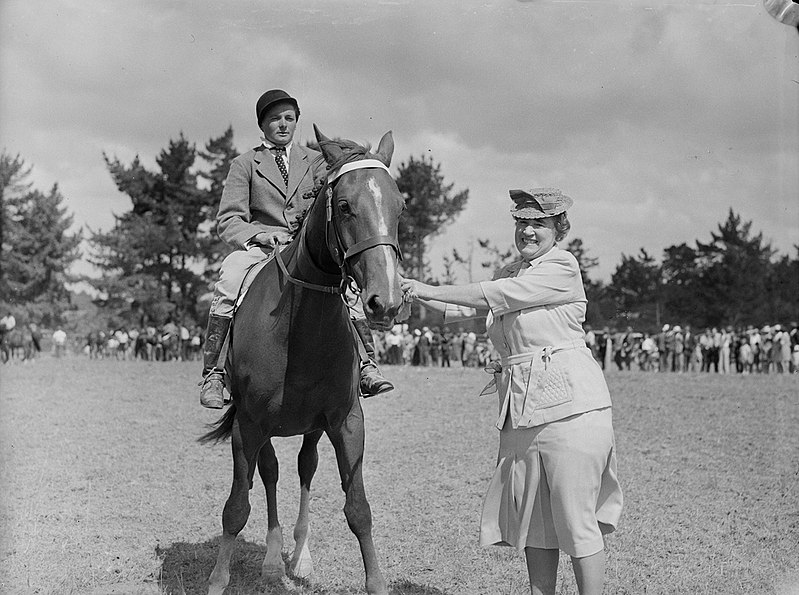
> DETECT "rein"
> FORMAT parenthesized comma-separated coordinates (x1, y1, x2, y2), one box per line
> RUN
(276, 158, 402, 302)
(273, 245, 341, 294)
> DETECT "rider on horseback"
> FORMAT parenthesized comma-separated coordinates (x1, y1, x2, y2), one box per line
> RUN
(199, 89, 394, 409)
(0, 312, 16, 333)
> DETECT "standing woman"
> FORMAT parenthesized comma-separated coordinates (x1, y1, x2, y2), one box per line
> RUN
(401, 188, 622, 595)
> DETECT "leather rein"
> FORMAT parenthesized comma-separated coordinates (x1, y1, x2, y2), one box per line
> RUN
(273, 159, 402, 303)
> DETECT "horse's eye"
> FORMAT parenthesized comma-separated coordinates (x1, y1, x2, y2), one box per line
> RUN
(338, 200, 352, 215)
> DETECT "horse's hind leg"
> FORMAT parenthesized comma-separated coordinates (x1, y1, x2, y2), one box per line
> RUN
(208, 418, 256, 595)
(256, 440, 285, 580)
(327, 405, 388, 595)
(290, 430, 323, 578)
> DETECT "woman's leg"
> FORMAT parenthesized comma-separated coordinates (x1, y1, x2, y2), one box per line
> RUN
(571, 550, 605, 595)
(525, 547, 559, 595)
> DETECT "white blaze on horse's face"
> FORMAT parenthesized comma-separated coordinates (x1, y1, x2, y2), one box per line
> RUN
(321, 145, 404, 326)
(366, 174, 400, 297)
(367, 177, 389, 236)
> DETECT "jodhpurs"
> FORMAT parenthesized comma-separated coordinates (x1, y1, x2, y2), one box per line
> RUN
(209, 246, 366, 320)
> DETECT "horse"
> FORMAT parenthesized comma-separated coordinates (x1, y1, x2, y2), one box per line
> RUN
(1, 327, 34, 362)
(199, 125, 405, 595)
(86, 330, 107, 359)
(157, 330, 180, 361)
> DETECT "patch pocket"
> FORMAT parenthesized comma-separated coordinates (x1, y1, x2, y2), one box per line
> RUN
(527, 355, 574, 410)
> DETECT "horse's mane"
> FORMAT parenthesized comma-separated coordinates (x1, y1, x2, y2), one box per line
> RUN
(315, 138, 375, 173)
(294, 137, 380, 230)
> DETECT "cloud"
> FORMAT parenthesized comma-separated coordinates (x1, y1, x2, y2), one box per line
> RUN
(1, 0, 796, 284)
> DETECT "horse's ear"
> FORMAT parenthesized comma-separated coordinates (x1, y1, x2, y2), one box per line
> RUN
(374, 131, 394, 167)
(314, 124, 344, 165)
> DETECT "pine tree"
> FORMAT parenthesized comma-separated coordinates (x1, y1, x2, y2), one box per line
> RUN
(89, 132, 229, 326)
(609, 248, 662, 327)
(197, 127, 238, 275)
(694, 209, 776, 327)
(0, 151, 82, 322)
(395, 155, 468, 281)
(661, 242, 704, 326)
(565, 237, 607, 325)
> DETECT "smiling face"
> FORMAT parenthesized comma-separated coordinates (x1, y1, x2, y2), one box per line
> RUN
(514, 216, 558, 262)
(259, 101, 298, 147)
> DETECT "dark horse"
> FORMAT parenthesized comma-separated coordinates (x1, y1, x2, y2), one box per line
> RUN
(1, 327, 34, 362)
(199, 126, 405, 595)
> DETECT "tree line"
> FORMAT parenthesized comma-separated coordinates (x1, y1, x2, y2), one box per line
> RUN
(1, 130, 796, 333)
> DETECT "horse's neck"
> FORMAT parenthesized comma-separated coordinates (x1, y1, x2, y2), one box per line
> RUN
(292, 189, 342, 283)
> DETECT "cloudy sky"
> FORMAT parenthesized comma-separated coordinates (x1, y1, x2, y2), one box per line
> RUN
(1, 0, 797, 283)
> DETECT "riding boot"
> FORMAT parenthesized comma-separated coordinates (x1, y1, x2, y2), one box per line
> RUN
(199, 314, 233, 409)
(352, 318, 394, 397)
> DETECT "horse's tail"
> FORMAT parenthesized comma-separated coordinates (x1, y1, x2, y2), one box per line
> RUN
(197, 404, 237, 444)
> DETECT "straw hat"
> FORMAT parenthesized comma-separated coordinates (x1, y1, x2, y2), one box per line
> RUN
(510, 188, 573, 219)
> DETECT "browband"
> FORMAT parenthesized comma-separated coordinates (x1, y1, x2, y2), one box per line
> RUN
(327, 159, 391, 184)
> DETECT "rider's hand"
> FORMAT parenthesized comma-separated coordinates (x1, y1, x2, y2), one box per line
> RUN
(251, 231, 292, 249)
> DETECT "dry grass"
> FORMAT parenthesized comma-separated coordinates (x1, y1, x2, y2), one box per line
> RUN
(0, 358, 797, 594)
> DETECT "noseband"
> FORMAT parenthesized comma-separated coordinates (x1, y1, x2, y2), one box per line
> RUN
(274, 159, 402, 303)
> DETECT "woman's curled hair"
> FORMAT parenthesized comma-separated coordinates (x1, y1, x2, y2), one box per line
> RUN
(553, 213, 570, 242)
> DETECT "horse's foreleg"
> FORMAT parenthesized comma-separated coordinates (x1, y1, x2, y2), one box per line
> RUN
(256, 440, 285, 580)
(208, 417, 256, 595)
(327, 404, 388, 595)
(290, 430, 323, 578)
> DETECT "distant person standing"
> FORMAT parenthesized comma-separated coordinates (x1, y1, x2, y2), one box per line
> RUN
(463, 331, 477, 366)
(778, 326, 792, 373)
(440, 331, 452, 367)
(657, 325, 669, 372)
(673, 326, 684, 373)
(52, 328, 67, 358)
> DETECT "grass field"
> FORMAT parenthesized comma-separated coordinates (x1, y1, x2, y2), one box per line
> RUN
(1, 357, 797, 595)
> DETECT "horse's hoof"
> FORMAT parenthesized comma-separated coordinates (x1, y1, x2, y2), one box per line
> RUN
(261, 562, 285, 581)
(207, 570, 230, 595)
(290, 555, 313, 579)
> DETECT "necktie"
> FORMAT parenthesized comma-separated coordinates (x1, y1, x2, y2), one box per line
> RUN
(271, 146, 289, 187)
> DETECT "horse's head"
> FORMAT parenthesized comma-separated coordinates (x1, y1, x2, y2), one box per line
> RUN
(314, 125, 405, 329)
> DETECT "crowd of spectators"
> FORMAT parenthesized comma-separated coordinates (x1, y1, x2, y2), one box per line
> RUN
(80, 322, 204, 362)
(75, 322, 501, 368)
(587, 323, 799, 374)
(374, 324, 499, 368)
(7, 314, 799, 377)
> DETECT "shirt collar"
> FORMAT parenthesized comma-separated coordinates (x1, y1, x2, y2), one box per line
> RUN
(520, 244, 557, 271)
(261, 139, 292, 156)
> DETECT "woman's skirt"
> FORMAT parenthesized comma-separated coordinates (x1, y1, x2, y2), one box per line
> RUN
(479, 407, 622, 558)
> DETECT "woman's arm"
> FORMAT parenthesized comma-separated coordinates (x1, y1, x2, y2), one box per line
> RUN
(402, 279, 489, 309)
(414, 297, 448, 314)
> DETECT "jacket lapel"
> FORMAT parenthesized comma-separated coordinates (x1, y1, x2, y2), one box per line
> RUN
(286, 145, 311, 200)
(253, 146, 287, 197)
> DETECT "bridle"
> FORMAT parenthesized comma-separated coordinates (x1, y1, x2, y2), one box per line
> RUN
(274, 158, 402, 304)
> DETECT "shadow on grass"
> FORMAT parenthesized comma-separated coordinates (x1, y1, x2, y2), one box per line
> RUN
(156, 538, 452, 595)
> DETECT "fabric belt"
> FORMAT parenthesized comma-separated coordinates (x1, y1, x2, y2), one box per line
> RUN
(485, 339, 587, 374)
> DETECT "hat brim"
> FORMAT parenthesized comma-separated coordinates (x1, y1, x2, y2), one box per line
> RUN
(511, 194, 572, 219)
(511, 205, 570, 219)
(258, 98, 299, 125)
